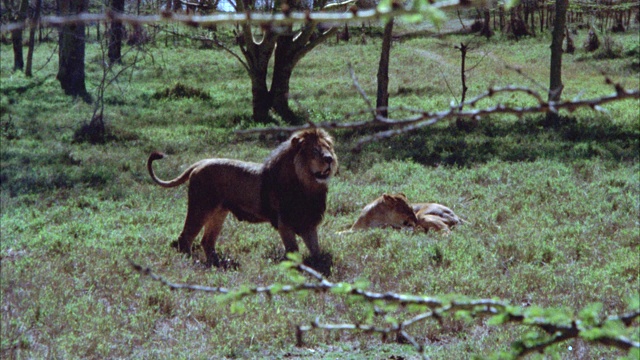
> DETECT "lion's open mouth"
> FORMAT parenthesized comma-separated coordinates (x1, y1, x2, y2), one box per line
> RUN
(313, 168, 332, 181)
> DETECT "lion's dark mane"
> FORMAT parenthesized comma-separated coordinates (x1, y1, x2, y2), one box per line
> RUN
(260, 129, 329, 235)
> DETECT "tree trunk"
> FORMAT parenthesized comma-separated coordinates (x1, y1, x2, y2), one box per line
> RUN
(548, 0, 567, 102)
(480, 7, 493, 38)
(240, 23, 277, 123)
(250, 69, 273, 124)
(270, 24, 334, 124)
(546, 0, 568, 123)
(108, 0, 125, 64)
(376, 18, 394, 118)
(25, 0, 42, 77)
(272, 32, 299, 123)
(11, 0, 28, 71)
(57, 0, 91, 102)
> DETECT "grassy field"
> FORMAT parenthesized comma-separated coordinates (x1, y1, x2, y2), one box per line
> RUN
(1, 16, 639, 359)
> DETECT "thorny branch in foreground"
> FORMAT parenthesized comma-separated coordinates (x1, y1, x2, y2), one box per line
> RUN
(129, 258, 639, 359)
(0, 0, 478, 33)
(235, 77, 640, 152)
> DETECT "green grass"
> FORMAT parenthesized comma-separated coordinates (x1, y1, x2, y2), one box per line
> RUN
(1, 18, 639, 359)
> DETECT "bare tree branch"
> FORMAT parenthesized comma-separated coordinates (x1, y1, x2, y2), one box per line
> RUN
(235, 78, 639, 152)
(130, 258, 640, 358)
(1, 0, 478, 33)
(348, 63, 376, 118)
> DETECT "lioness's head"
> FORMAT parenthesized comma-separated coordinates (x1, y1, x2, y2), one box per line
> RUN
(363, 193, 418, 229)
(291, 128, 338, 186)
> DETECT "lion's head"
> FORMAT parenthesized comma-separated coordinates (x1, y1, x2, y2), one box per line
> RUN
(351, 193, 418, 230)
(291, 128, 338, 188)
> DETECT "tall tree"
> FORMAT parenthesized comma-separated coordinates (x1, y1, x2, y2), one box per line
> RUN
(546, 0, 568, 124)
(57, 0, 91, 102)
(480, 6, 493, 38)
(108, 0, 125, 64)
(376, 18, 394, 118)
(10, 0, 29, 71)
(548, 0, 568, 103)
(25, 0, 42, 77)
(234, 0, 336, 124)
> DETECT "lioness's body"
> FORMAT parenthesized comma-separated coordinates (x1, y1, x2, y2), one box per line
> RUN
(412, 202, 463, 228)
(349, 193, 418, 231)
(416, 213, 450, 233)
(148, 129, 338, 266)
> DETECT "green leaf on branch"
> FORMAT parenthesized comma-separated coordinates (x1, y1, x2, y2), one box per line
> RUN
(582, 319, 627, 341)
(378, 302, 400, 313)
(269, 283, 285, 295)
(353, 278, 370, 291)
(285, 252, 303, 263)
(578, 302, 603, 326)
(487, 312, 510, 326)
(406, 303, 428, 313)
(455, 310, 474, 322)
(330, 282, 353, 294)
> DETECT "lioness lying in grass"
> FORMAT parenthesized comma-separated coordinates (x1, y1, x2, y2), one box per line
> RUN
(346, 194, 465, 234)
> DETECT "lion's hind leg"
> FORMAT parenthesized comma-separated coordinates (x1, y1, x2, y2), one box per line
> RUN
(201, 209, 229, 267)
(175, 189, 216, 257)
(175, 208, 207, 256)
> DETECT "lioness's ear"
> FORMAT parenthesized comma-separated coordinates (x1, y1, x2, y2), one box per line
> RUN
(382, 194, 392, 200)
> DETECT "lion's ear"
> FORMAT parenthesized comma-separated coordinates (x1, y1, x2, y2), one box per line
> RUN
(290, 134, 304, 148)
(382, 194, 392, 201)
(397, 193, 408, 200)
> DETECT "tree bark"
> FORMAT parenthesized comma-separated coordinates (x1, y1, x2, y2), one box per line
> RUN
(234, 0, 336, 124)
(272, 31, 298, 123)
(11, 0, 28, 71)
(25, 0, 42, 76)
(376, 18, 394, 118)
(270, 23, 335, 124)
(240, 23, 278, 123)
(108, 0, 125, 65)
(57, 0, 91, 102)
(480, 7, 493, 38)
(548, 0, 568, 102)
(546, 0, 568, 124)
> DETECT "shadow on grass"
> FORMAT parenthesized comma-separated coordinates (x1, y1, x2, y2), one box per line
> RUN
(345, 114, 639, 167)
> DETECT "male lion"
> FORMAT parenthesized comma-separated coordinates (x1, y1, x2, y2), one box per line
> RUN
(147, 128, 338, 267)
(348, 193, 418, 231)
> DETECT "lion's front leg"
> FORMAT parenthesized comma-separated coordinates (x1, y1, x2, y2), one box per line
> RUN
(277, 222, 299, 255)
(299, 229, 321, 257)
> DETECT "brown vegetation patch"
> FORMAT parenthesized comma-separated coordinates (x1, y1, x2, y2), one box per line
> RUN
(153, 83, 211, 100)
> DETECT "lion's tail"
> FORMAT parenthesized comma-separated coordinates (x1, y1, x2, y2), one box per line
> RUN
(147, 151, 193, 188)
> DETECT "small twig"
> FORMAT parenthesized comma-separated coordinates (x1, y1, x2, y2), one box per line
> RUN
(506, 64, 549, 93)
(348, 63, 376, 118)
